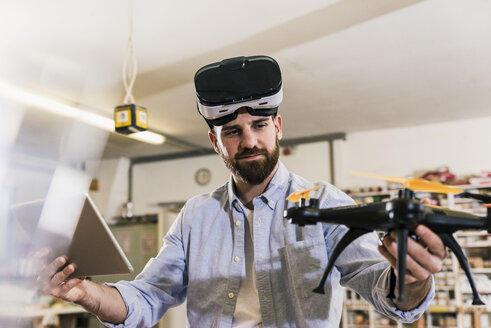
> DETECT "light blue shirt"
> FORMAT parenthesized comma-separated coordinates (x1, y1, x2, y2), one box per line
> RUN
(104, 162, 434, 327)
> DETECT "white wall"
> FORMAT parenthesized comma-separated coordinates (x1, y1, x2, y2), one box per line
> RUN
(338, 116, 491, 189)
(280, 141, 331, 183)
(132, 155, 228, 215)
(96, 115, 491, 217)
(88, 157, 130, 222)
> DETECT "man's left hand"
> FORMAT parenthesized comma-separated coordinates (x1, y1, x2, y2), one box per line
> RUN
(378, 224, 448, 310)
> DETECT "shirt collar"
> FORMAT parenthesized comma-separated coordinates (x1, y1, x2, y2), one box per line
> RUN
(228, 161, 290, 211)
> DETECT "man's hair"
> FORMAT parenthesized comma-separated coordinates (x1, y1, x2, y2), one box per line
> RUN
(209, 113, 278, 132)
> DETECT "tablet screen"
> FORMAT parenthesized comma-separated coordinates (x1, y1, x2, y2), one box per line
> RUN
(11, 194, 133, 277)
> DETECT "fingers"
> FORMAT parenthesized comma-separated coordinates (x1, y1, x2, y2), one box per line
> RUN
(35, 256, 87, 304)
(377, 244, 398, 274)
(378, 239, 420, 284)
(37, 256, 67, 287)
(378, 227, 445, 283)
(409, 227, 446, 274)
(414, 225, 448, 260)
(390, 231, 432, 280)
(51, 263, 76, 287)
(37, 256, 76, 294)
(62, 276, 85, 291)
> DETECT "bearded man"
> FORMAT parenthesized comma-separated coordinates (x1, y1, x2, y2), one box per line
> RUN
(38, 56, 446, 328)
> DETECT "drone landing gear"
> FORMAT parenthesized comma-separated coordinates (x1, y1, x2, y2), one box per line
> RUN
(395, 228, 409, 303)
(438, 233, 485, 305)
(313, 228, 371, 294)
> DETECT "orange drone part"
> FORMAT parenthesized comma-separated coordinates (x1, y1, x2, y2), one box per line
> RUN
(348, 170, 464, 194)
(286, 186, 322, 203)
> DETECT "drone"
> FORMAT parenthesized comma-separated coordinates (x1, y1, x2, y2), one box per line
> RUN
(284, 171, 491, 305)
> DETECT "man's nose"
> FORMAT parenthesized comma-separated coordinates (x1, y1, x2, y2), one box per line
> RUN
(240, 128, 257, 149)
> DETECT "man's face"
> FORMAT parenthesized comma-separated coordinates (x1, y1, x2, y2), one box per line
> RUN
(208, 109, 283, 185)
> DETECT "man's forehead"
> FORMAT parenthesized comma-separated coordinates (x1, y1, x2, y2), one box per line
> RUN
(222, 112, 271, 128)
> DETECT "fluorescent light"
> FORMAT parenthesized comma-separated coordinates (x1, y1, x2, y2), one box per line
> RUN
(128, 131, 166, 144)
(0, 82, 79, 118)
(0, 81, 165, 145)
(78, 111, 115, 130)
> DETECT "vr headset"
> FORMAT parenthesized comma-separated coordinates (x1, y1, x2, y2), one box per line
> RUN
(194, 55, 283, 127)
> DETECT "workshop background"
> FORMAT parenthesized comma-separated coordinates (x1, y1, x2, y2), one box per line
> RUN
(1, 0, 490, 327)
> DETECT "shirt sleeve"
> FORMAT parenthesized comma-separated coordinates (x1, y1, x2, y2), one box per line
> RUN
(385, 275, 435, 323)
(100, 206, 188, 328)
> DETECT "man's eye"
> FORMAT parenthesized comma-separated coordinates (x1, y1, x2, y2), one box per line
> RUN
(225, 129, 238, 136)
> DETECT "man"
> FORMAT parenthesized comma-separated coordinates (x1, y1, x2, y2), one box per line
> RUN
(38, 55, 446, 327)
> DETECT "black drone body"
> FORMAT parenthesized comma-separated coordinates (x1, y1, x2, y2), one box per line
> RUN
(284, 188, 491, 305)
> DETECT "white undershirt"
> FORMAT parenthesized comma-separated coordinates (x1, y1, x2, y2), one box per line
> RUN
(232, 206, 262, 327)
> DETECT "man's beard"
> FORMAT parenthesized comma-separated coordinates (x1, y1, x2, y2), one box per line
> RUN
(221, 137, 280, 185)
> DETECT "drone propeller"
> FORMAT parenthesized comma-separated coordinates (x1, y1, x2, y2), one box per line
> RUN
(349, 171, 464, 194)
(286, 186, 322, 203)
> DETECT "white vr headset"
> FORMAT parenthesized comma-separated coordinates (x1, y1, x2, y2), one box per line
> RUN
(197, 86, 283, 121)
(194, 55, 283, 126)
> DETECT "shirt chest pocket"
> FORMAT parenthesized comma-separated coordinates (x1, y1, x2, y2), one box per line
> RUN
(281, 238, 332, 299)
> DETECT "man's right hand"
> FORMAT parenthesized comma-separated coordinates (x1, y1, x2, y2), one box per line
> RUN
(36, 255, 128, 324)
(37, 256, 87, 303)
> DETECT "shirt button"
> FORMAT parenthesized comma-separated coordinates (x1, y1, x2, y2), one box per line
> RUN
(235, 220, 241, 226)
(228, 292, 235, 299)
(268, 200, 275, 207)
(234, 256, 240, 262)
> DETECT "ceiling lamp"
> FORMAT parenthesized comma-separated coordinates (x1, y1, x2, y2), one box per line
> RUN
(0, 82, 165, 145)
(114, 0, 150, 136)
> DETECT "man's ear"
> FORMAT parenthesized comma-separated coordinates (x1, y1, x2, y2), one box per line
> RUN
(208, 129, 221, 154)
(274, 114, 283, 140)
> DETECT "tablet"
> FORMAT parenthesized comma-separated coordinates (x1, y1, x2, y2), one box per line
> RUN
(11, 194, 134, 277)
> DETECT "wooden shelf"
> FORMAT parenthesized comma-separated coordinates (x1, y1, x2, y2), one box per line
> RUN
(342, 180, 490, 328)
(471, 268, 491, 274)
(455, 231, 489, 237)
(463, 242, 490, 248)
(428, 305, 459, 313)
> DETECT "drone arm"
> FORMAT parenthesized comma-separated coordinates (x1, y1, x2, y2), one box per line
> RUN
(313, 228, 371, 294)
(423, 214, 489, 234)
(459, 192, 491, 204)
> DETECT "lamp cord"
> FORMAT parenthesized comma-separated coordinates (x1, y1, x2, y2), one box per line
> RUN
(123, 0, 137, 105)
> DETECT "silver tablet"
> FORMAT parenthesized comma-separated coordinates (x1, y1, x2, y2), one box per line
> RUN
(11, 194, 133, 277)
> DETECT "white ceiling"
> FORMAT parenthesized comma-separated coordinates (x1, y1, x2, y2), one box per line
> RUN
(3, 0, 491, 159)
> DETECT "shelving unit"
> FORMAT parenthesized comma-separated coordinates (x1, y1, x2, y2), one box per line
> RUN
(342, 293, 414, 328)
(342, 183, 491, 328)
(348, 189, 398, 204)
(438, 182, 491, 216)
